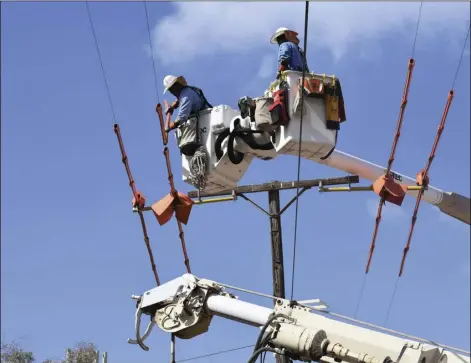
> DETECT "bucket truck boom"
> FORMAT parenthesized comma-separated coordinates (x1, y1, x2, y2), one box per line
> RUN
(128, 274, 470, 363)
(173, 71, 469, 225)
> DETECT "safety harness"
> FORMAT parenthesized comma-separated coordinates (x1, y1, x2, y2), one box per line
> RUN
(187, 86, 213, 110)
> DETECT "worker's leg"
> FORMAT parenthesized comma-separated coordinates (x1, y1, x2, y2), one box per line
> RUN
(178, 117, 201, 157)
(255, 97, 278, 133)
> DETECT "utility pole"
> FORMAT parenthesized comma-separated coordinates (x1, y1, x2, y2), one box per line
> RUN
(268, 188, 290, 363)
(269, 189, 285, 300)
(170, 334, 176, 363)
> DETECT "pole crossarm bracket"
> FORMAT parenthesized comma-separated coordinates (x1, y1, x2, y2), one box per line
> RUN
(188, 175, 359, 198)
(135, 175, 359, 215)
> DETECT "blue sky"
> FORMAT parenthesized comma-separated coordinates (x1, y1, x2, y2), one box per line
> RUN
(1, 2, 470, 363)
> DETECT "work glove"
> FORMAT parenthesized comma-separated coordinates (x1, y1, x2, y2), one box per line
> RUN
(166, 100, 180, 115)
(276, 63, 286, 80)
(167, 118, 182, 131)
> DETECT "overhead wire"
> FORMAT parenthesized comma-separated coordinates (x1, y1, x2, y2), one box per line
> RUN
(383, 276, 399, 326)
(86, 1, 160, 285)
(410, 2, 423, 60)
(352, 275, 367, 318)
(354, 1, 423, 319)
(143, 1, 160, 102)
(85, 1, 117, 123)
(175, 344, 255, 362)
(290, 0, 310, 301)
(451, 22, 470, 90)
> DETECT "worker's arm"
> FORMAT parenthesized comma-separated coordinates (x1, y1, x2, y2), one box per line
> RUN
(166, 100, 180, 115)
(174, 95, 192, 126)
(277, 43, 291, 77)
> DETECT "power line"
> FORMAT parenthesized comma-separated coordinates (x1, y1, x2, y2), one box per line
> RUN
(85, 1, 117, 124)
(384, 277, 399, 326)
(290, 0, 310, 301)
(176, 344, 255, 362)
(353, 274, 367, 318)
(451, 22, 470, 90)
(411, 1, 423, 59)
(143, 1, 160, 101)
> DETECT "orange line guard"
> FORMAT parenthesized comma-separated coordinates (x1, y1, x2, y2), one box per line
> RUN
(398, 90, 454, 277)
(365, 58, 415, 274)
(113, 124, 161, 285)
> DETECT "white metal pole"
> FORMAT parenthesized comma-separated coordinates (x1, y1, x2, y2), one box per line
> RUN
(205, 294, 272, 327)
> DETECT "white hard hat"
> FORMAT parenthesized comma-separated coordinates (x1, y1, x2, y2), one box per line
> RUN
(270, 27, 289, 44)
(163, 75, 187, 94)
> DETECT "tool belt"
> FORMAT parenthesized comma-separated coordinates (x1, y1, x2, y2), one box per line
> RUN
(324, 80, 346, 130)
(176, 113, 201, 157)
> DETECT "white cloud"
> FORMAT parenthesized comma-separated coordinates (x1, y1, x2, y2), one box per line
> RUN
(150, 2, 470, 65)
(257, 54, 276, 78)
(366, 198, 405, 220)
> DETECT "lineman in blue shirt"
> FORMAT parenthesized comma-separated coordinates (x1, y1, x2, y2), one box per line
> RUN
(270, 27, 310, 78)
(163, 75, 212, 156)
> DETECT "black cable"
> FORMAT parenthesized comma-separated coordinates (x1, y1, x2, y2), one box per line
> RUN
(253, 313, 291, 353)
(290, 0, 310, 301)
(261, 351, 267, 363)
(262, 352, 267, 363)
(451, 22, 470, 90)
(143, 1, 160, 101)
(247, 347, 278, 363)
(176, 344, 255, 362)
(85, 1, 117, 124)
(411, 2, 423, 59)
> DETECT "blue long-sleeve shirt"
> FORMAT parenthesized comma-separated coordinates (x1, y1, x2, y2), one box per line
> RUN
(278, 41, 304, 72)
(176, 87, 206, 122)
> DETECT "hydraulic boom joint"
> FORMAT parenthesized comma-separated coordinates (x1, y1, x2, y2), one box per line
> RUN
(128, 274, 470, 363)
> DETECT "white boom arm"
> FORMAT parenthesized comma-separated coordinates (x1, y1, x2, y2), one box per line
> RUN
(128, 274, 470, 363)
